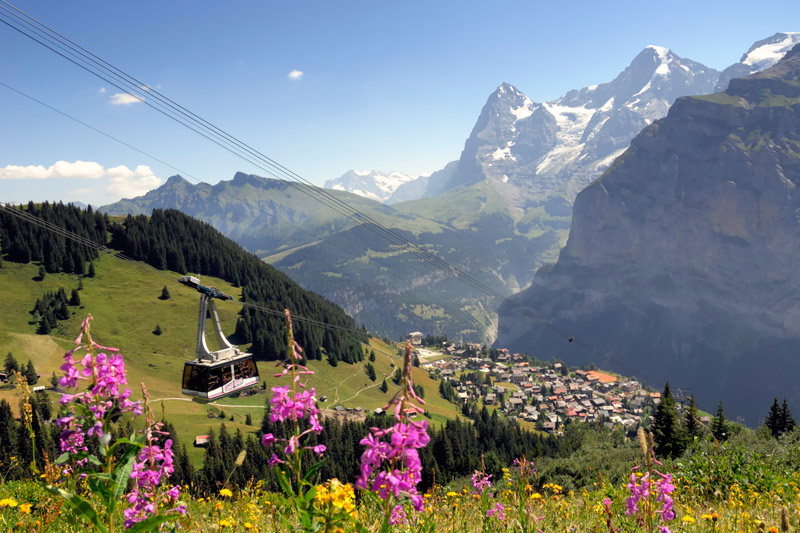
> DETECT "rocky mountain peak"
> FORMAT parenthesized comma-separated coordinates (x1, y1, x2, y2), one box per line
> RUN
(716, 32, 800, 91)
(324, 169, 418, 203)
(164, 174, 188, 186)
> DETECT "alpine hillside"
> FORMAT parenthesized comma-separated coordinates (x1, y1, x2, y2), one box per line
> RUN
(496, 44, 800, 425)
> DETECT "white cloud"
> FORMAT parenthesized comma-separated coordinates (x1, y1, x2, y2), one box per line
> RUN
(106, 165, 161, 199)
(0, 160, 106, 180)
(288, 69, 304, 80)
(98, 87, 107, 94)
(0, 160, 162, 201)
(110, 93, 143, 105)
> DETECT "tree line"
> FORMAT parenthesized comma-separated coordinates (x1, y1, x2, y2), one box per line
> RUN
(2, 203, 365, 365)
(651, 382, 797, 459)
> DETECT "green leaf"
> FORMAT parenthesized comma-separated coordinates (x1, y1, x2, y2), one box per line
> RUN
(87, 476, 111, 506)
(42, 484, 107, 533)
(55, 452, 71, 464)
(107, 437, 140, 457)
(302, 458, 326, 483)
(301, 485, 317, 505)
(110, 445, 137, 512)
(273, 466, 295, 496)
(124, 514, 177, 533)
(86, 454, 103, 467)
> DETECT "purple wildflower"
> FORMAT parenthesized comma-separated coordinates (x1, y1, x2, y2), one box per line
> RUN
(486, 502, 506, 520)
(655, 472, 675, 521)
(356, 342, 429, 513)
(390, 504, 408, 526)
(472, 470, 492, 495)
(626, 472, 650, 516)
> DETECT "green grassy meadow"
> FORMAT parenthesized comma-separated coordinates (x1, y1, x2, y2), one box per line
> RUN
(0, 256, 462, 465)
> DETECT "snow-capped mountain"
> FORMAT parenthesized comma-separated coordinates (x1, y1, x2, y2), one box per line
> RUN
(430, 46, 720, 211)
(716, 32, 800, 91)
(324, 170, 418, 203)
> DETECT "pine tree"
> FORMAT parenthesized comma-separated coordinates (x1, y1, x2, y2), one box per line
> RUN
(4, 353, 19, 375)
(684, 395, 700, 441)
(766, 397, 782, 438)
(0, 400, 16, 468)
(711, 401, 728, 442)
(369, 350, 376, 362)
(38, 316, 52, 334)
(87, 261, 95, 278)
(78, 278, 84, 290)
(160, 286, 171, 300)
(69, 289, 81, 306)
(380, 379, 388, 393)
(50, 371, 59, 390)
(779, 398, 796, 436)
(25, 360, 38, 385)
(38, 265, 45, 280)
(365, 362, 376, 382)
(153, 324, 163, 336)
(245, 413, 253, 426)
(652, 382, 682, 458)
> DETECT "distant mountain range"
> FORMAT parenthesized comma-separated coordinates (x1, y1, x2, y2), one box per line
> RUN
(333, 33, 800, 207)
(497, 42, 800, 425)
(103, 33, 799, 346)
(324, 170, 419, 203)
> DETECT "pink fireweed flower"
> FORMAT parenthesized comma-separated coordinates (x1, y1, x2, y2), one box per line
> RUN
(626, 472, 650, 516)
(472, 471, 492, 495)
(261, 310, 325, 462)
(655, 472, 675, 521)
(124, 387, 183, 529)
(486, 502, 506, 520)
(390, 504, 408, 526)
(56, 315, 141, 442)
(57, 318, 181, 529)
(311, 444, 326, 455)
(357, 342, 429, 513)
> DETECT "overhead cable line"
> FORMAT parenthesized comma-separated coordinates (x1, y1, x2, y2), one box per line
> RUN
(0, 79, 363, 259)
(0, 1, 586, 350)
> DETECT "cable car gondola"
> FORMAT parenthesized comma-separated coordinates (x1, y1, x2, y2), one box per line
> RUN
(179, 276, 259, 400)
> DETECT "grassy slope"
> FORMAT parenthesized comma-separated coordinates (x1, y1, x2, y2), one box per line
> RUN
(0, 257, 461, 464)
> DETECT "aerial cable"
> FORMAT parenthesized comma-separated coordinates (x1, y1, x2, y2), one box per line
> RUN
(0, 4, 500, 283)
(0, 79, 370, 259)
(0, 3, 579, 347)
(0, 6, 498, 293)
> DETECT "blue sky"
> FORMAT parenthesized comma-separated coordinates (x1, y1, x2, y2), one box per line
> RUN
(1, 0, 798, 206)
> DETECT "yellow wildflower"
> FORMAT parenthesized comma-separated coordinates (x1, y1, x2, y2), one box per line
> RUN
(682, 516, 696, 524)
(244, 523, 253, 529)
(19, 503, 32, 514)
(446, 491, 458, 497)
(0, 498, 18, 508)
(219, 519, 231, 527)
(219, 488, 233, 497)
